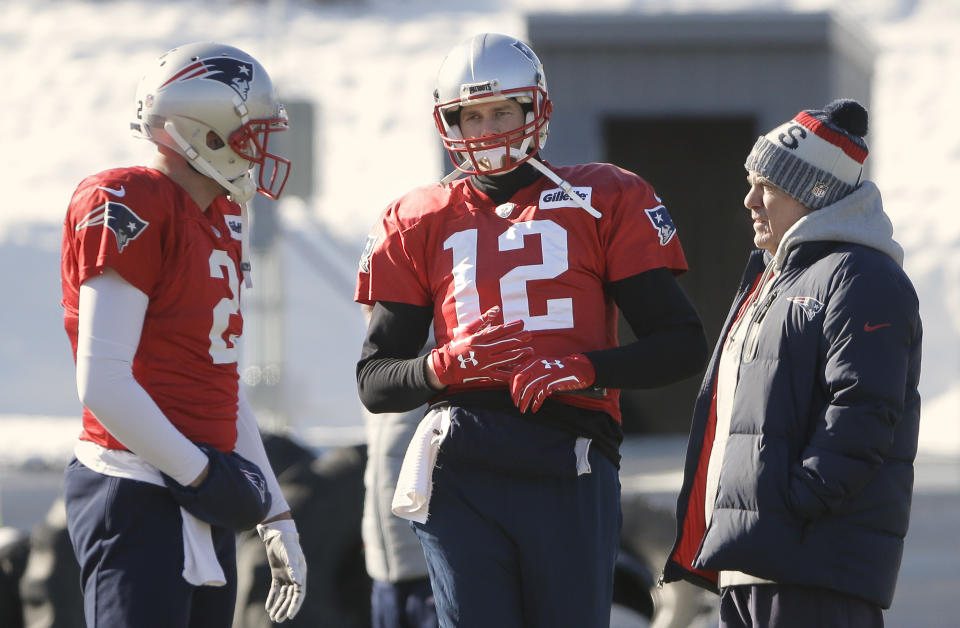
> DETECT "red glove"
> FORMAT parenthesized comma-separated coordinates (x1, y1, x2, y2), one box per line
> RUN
(510, 353, 596, 414)
(430, 306, 533, 387)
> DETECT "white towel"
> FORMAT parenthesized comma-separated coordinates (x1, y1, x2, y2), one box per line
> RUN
(74, 440, 226, 586)
(180, 508, 226, 586)
(574, 437, 593, 476)
(391, 407, 451, 524)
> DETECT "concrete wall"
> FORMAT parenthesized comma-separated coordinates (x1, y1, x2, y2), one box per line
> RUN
(528, 11, 875, 169)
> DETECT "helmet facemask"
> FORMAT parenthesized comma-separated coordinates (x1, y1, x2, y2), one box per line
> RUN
(228, 108, 291, 200)
(435, 86, 551, 177)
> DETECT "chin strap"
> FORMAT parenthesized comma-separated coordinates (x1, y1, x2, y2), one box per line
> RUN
(525, 156, 601, 219)
(161, 121, 256, 286)
(441, 149, 602, 220)
(440, 167, 467, 186)
(162, 121, 257, 204)
(439, 113, 600, 219)
(239, 201, 253, 288)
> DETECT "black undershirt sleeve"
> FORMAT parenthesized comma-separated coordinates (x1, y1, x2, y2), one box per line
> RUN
(356, 301, 437, 413)
(585, 267, 709, 389)
(356, 267, 708, 413)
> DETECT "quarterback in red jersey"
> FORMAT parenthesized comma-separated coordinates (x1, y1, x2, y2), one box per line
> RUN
(62, 167, 249, 452)
(60, 42, 304, 627)
(355, 33, 708, 627)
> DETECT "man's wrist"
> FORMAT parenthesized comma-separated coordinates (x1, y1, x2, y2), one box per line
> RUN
(258, 517, 298, 537)
(425, 352, 445, 390)
(261, 510, 293, 524)
(187, 462, 210, 487)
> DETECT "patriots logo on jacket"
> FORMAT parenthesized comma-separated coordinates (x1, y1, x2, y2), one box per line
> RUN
(75, 202, 150, 253)
(787, 296, 824, 321)
(644, 204, 677, 246)
(161, 56, 254, 101)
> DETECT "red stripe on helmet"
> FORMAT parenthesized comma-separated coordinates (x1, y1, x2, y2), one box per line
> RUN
(158, 61, 205, 89)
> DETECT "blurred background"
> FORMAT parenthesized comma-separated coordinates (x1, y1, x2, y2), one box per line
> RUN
(0, 0, 957, 626)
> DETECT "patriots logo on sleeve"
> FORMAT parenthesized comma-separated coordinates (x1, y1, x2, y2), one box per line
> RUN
(75, 201, 150, 253)
(359, 219, 386, 274)
(160, 56, 254, 101)
(359, 232, 378, 273)
(644, 204, 677, 246)
(787, 296, 824, 321)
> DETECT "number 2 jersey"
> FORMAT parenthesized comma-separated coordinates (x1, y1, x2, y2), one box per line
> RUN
(355, 161, 689, 423)
(61, 167, 246, 452)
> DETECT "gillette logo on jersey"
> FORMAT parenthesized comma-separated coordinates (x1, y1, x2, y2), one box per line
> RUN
(539, 187, 592, 209)
(160, 56, 254, 101)
(75, 202, 150, 253)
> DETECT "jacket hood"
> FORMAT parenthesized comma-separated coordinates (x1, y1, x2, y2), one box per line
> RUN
(773, 181, 904, 269)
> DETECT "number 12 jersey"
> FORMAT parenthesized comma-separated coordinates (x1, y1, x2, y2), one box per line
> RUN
(356, 162, 688, 423)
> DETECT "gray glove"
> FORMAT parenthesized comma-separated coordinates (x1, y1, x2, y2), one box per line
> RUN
(257, 519, 307, 622)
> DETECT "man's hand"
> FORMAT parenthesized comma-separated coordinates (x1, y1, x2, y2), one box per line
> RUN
(510, 353, 596, 413)
(162, 444, 271, 531)
(430, 305, 533, 387)
(257, 519, 307, 623)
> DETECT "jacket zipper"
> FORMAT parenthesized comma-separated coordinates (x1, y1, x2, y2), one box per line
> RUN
(742, 287, 779, 363)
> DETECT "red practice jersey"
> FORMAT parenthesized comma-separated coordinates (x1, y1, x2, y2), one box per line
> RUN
(61, 167, 246, 452)
(356, 162, 688, 422)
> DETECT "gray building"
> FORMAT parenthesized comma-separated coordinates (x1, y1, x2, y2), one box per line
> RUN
(528, 11, 875, 432)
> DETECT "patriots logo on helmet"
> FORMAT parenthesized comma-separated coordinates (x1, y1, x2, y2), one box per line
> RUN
(644, 204, 677, 246)
(75, 202, 150, 253)
(512, 40, 537, 62)
(161, 56, 254, 101)
(787, 296, 824, 321)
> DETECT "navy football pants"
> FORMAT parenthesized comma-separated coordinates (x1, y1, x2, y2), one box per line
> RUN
(63, 458, 237, 628)
(720, 583, 884, 628)
(371, 577, 438, 628)
(413, 440, 620, 628)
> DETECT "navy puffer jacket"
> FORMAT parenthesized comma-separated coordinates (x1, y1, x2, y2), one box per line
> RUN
(663, 182, 922, 608)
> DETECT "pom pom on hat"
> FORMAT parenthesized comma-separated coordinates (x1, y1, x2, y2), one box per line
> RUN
(824, 98, 868, 138)
(744, 98, 869, 209)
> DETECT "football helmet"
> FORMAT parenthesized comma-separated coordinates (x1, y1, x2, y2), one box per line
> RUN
(434, 33, 551, 177)
(131, 42, 291, 203)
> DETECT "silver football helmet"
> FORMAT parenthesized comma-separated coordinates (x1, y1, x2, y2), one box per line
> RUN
(434, 33, 551, 177)
(131, 42, 291, 203)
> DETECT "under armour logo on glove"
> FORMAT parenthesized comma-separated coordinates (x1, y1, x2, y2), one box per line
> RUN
(510, 353, 597, 413)
(458, 351, 479, 368)
(431, 305, 533, 387)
